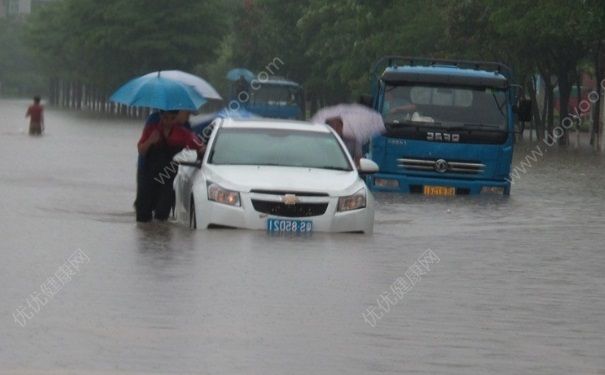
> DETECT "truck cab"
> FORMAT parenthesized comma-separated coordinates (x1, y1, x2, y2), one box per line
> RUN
(367, 56, 525, 195)
(231, 75, 305, 120)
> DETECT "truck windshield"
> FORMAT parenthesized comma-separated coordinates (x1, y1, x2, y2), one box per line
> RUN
(381, 84, 507, 130)
(250, 84, 302, 107)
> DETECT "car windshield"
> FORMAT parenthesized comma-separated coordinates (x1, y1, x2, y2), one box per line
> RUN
(250, 84, 302, 107)
(209, 127, 353, 171)
(382, 84, 508, 130)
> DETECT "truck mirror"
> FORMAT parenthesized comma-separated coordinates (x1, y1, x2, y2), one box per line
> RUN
(358, 94, 374, 108)
(516, 98, 532, 122)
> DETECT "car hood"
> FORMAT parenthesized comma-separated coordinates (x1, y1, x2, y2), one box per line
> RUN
(202, 165, 362, 195)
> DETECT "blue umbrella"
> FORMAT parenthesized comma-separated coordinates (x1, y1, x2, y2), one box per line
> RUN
(226, 68, 255, 81)
(140, 70, 222, 100)
(110, 75, 207, 111)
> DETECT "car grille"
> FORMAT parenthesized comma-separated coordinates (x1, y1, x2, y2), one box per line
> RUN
(251, 200, 328, 217)
(397, 158, 485, 174)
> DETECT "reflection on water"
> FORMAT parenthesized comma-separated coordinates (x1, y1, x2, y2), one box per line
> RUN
(1, 99, 604, 374)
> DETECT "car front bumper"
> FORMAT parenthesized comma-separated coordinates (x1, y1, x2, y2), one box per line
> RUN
(196, 192, 374, 233)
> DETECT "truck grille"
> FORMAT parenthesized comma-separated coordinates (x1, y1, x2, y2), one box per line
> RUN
(398, 158, 485, 174)
(251, 200, 328, 217)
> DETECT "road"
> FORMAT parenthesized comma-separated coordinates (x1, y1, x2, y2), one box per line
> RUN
(1, 98, 604, 374)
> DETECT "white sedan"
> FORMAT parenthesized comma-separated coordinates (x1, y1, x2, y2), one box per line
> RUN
(173, 118, 377, 234)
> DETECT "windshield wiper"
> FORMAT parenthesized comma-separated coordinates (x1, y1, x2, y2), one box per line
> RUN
(441, 123, 504, 132)
(387, 120, 442, 132)
(463, 123, 503, 130)
(390, 119, 442, 127)
(492, 91, 506, 117)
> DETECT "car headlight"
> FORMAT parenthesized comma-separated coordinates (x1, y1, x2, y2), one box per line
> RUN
(338, 188, 366, 212)
(207, 182, 240, 206)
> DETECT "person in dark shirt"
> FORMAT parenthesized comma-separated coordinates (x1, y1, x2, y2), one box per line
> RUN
(135, 110, 204, 222)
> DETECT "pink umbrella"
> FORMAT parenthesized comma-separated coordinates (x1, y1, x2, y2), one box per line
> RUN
(311, 103, 385, 145)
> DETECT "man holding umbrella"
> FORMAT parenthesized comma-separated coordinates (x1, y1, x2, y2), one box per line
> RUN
(110, 71, 217, 222)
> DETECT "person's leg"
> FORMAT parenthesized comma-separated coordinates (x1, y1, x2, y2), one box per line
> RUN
(134, 162, 144, 209)
(33, 121, 42, 135)
(135, 177, 154, 222)
(154, 180, 175, 221)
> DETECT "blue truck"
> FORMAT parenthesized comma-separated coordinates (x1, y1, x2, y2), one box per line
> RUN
(230, 74, 305, 120)
(366, 56, 530, 196)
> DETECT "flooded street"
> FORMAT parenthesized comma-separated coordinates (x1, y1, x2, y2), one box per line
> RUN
(1, 98, 604, 374)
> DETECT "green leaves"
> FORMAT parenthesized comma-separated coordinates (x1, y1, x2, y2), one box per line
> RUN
(17, 0, 605, 106)
(24, 0, 228, 94)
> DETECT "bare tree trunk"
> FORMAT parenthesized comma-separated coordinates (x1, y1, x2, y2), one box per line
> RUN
(75, 82, 82, 110)
(557, 70, 572, 146)
(48, 77, 58, 106)
(593, 42, 604, 151)
(58, 80, 62, 107)
(529, 75, 544, 142)
(575, 73, 582, 148)
(309, 92, 317, 116)
(544, 75, 555, 138)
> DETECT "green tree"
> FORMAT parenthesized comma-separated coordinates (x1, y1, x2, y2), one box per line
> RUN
(24, 0, 229, 107)
(297, 0, 448, 105)
(0, 18, 45, 96)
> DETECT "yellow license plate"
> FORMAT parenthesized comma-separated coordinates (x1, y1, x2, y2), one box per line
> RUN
(423, 185, 456, 196)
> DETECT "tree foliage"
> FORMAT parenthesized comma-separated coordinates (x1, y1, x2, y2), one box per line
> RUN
(0, 18, 44, 95)
(23, 0, 228, 95)
(12, 0, 605, 136)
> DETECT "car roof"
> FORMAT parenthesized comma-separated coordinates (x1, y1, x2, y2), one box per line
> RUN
(220, 118, 332, 133)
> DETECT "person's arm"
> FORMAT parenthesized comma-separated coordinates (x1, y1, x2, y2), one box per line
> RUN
(25, 106, 31, 118)
(177, 127, 207, 158)
(188, 132, 207, 157)
(137, 128, 160, 155)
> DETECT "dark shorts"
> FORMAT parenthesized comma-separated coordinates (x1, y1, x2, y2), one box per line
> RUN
(29, 121, 42, 135)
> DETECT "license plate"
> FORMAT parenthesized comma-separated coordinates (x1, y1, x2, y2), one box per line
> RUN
(267, 218, 313, 233)
(423, 185, 456, 196)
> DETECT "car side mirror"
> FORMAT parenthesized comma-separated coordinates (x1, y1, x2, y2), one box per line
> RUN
(358, 158, 379, 174)
(515, 98, 532, 122)
(173, 149, 201, 168)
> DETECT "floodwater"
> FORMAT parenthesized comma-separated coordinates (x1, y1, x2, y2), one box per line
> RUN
(1, 98, 604, 375)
